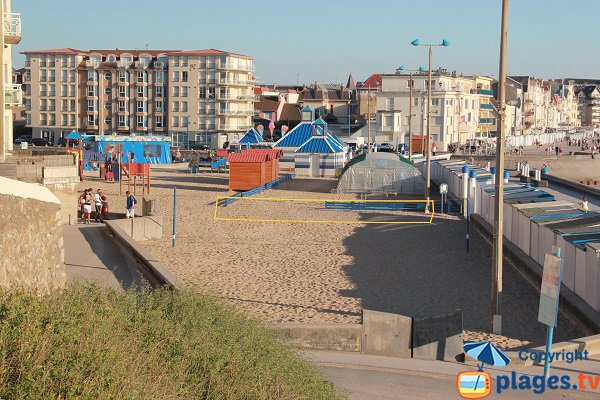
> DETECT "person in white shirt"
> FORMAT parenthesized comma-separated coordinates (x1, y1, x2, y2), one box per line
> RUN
(94, 189, 103, 222)
(580, 197, 589, 213)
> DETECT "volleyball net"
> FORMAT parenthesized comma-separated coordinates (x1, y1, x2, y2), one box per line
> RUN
(213, 196, 435, 225)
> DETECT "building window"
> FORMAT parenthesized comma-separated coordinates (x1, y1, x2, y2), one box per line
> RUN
(182, 71, 188, 82)
(87, 115, 97, 126)
(118, 115, 128, 127)
(432, 99, 439, 106)
(156, 101, 164, 113)
(104, 87, 112, 96)
(199, 87, 206, 99)
(87, 100, 96, 112)
(87, 86, 96, 96)
(61, 84, 68, 97)
(118, 101, 127, 112)
(182, 116, 189, 127)
(172, 101, 180, 112)
(172, 86, 180, 97)
(104, 117, 112, 125)
(172, 116, 180, 127)
(172, 133, 188, 147)
(207, 87, 215, 99)
(61, 114, 68, 126)
(137, 71, 147, 83)
(105, 101, 111, 110)
(136, 101, 146, 112)
(172, 71, 180, 82)
(181, 56, 188, 67)
(182, 101, 188, 113)
(118, 86, 127, 98)
(137, 86, 146, 97)
(156, 116, 164, 128)
(118, 71, 128, 83)
(104, 72, 112, 80)
(156, 86, 165, 98)
(136, 115, 147, 128)
(87, 70, 97, 82)
(182, 87, 188, 97)
(155, 71, 165, 83)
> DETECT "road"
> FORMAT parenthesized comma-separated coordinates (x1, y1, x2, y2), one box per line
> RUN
(308, 351, 599, 400)
(63, 223, 143, 289)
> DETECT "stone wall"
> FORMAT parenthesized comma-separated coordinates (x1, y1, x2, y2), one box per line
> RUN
(0, 177, 66, 292)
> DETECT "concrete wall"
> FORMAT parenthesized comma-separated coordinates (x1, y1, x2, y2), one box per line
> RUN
(0, 177, 66, 293)
(274, 323, 362, 352)
(108, 215, 164, 241)
(362, 309, 412, 358)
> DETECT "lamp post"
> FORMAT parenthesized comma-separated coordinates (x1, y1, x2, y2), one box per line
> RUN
(398, 66, 425, 161)
(491, 0, 509, 335)
(411, 38, 450, 213)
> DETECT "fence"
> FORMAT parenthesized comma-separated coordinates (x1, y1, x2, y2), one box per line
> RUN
(219, 173, 295, 207)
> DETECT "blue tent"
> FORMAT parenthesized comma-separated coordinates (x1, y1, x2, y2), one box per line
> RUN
(66, 131, 83, 140)
(239, 128, 264, 144)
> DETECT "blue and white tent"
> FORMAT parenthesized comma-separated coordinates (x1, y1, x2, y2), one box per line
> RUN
(293, 118, 347, 177)
(239, 127, 264, 144)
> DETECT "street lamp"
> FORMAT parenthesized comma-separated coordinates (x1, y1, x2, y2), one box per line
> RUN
(398, 65, 425, 161)
(411, 38, 450, 213)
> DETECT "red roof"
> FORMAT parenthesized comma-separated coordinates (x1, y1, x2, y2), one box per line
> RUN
(359, 74, 382, 89)
(21, 48, 88, 55)
(247, 149, 283, 159)
(167, 48, 252, 58)
(228, 149, 279, 163)
(89, 49, 177, 57)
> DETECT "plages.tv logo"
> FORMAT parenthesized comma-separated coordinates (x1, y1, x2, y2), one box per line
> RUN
(457, 341, 511, 399)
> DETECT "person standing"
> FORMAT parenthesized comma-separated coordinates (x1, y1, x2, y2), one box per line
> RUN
(94, 189, 102, 222)
(100, 195, 109, 223)
(82, 188, 93, 224)
(126, 191, 137, 218)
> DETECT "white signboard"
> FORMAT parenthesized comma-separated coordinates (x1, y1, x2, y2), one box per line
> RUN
(538, 254, 563, 327)
(440, 183, 448, 194)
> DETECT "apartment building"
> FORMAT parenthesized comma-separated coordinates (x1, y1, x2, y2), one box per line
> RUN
(508, 76, 561, 135)
(0, 0, 22, 159)
(23, 48, 256, 148)
(576, 85, 600, 127)
(376, 70, 492, 151)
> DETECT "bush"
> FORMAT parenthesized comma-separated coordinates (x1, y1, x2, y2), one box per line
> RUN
(0, 285, 343, 400)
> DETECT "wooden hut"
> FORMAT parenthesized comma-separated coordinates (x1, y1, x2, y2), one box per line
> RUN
(228, 149, 281, 191)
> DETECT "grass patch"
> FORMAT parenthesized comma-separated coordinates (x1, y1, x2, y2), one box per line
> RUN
(0, 285, 344, 400)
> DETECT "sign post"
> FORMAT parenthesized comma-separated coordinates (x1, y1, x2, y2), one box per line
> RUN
(538, 247, 563, 379)
(439, 183, 448, 214)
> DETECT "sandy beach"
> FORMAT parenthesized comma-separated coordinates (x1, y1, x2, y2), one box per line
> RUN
(78, 165, 586, 350)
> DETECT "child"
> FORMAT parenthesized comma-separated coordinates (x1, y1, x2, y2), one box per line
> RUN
(100, 195, 109, 222)
(580, 197, 589, 213)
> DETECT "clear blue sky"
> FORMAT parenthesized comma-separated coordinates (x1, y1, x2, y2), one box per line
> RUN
(14, 0, 600, 84)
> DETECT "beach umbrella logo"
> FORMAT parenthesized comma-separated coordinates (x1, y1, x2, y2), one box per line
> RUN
(456, 342, 510, 399)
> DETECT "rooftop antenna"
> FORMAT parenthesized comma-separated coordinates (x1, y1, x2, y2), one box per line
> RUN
(145, 43, 149, 51)
(296, 72, 300, 86)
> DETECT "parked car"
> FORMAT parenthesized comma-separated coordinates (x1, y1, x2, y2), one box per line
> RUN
(377, 143, 395, 153)
(56, 137, 67, 147)
(31, 138, 51, 146)
(14, 135, 32, 144)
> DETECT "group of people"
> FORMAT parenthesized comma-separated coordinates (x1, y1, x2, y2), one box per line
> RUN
(78, 188, 109, 224)
(78, 188, 138, 223)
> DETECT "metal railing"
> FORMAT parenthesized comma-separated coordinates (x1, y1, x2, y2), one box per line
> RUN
(3, 13, 21, 39)
(5, 84, 22, 106)
(218, 63, 255, 72)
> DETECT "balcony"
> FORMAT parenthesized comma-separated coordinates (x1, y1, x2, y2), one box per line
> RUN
(480, 103, 494, 110)
(3, 13, 21, 45)
(478, 89, 494, 96)
(217, 93, 259, 101)
(117, 125, 129, 131)
(219, 124, 251, 131)
(135, 61, 149, 69)
(479, 117, 496, 124)
(218, 109, 253, 116)
(218, 78, 253, 87)
(218, 63, 255, 72)
(5, 84, 22, 106)
(154, 62, 166, 69)
(85, 60, 101, 69)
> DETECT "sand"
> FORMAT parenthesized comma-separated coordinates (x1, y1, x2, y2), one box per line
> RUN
(78, 165, 586, 350)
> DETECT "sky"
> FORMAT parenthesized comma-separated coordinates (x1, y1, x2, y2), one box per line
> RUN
(13, 0, 600, 85)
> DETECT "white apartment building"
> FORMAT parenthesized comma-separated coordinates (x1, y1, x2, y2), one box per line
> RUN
(23, 48, 256, 149)
(376, 70, 494, 151)
(0, 0, 21, 159)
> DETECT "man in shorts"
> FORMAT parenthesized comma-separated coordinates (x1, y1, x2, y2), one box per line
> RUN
(94, 189, 102, 222)
(82, 188, 93, 224)
(126, 191, 136, 218)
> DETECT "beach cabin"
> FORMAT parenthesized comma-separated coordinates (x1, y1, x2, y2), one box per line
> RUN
(250, 148, 283, 182)
(238, 128, 264, 146)
(273, 106, 317, 171)
(228, 149, 279, 191)
(294, 118, 346, 177)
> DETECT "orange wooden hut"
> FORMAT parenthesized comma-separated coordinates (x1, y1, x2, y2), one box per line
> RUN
(228, 149, 283, 191)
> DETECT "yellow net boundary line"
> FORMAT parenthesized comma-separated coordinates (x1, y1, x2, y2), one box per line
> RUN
(213, 196, 435, 225)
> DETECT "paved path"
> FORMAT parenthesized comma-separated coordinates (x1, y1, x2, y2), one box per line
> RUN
(307, 350, 599, 399)
(63, 224, 142, 289)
